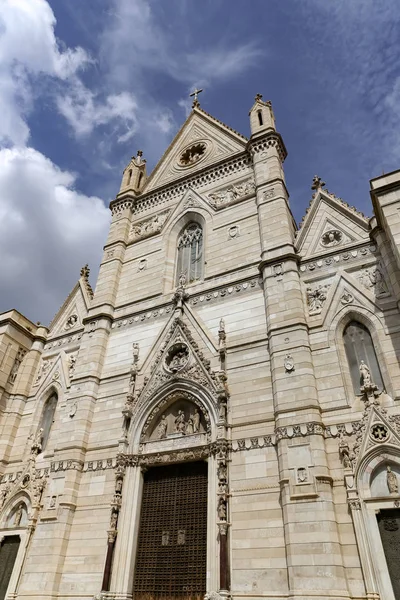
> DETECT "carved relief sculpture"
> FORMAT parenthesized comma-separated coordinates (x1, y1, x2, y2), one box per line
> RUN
(306, 284, 330, 315)
(321, 229, 343, 247)
(64, 314, 78, 330)
(130, 209, 170, 242)
(358, 266, 388, 296)
(387, 466, 399, 495)
(208, 180, 255, 209)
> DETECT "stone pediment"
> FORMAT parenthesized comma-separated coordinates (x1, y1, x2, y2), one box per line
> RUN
(296, 189, 369, 259)
(143, 107, 247, 194)
(48, 268, 93, 336)
(135, 316, 222, 407)
(32, 350, 72, 393)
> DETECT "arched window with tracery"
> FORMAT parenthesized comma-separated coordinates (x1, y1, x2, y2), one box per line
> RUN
(39, 393, 58, 451)
(176, 222, 204, 284)
(343, 321, 384, 394)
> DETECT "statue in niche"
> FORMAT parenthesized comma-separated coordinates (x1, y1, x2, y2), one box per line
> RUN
(168, 346, 189, 372)
(359, 360, 372, 387)
(174, 410, 186, 434)
(192, 409, 200, 433)
(387, 466, 399, 495)
(14, 503, 24, 526)
(218, 498, 227, 521)
(185, 416, 194, 435)
(156, 415, 168, 440)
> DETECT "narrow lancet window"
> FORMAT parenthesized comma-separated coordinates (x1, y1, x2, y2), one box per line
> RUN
(343, 321, 384, 394)
(257, 110, 263, 126)
(176, 222, 204, 284)
(39, 393, 58, 451)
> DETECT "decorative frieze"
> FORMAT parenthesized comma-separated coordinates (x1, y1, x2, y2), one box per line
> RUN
(190, 278, 260, 306)
(207, 179, 255, 209)
(130, 209, 171, 242)
(121, 154, 251, 217)
(45, 331, 83, 351)
(299, 244, 376, 273)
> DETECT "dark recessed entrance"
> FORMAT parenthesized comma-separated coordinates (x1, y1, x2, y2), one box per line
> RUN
(0, 535, 20, 600)
(377, 508, 400, 599)
(133, 461, 208, 600)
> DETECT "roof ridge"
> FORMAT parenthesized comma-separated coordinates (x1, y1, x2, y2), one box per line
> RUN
(297, 188, 369, 231)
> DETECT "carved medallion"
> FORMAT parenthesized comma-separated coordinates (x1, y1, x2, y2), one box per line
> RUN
(371, 423, 389, 443)
(321, 229, 343, 247)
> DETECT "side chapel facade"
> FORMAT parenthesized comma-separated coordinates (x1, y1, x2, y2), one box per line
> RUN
(1, 95, 400, 600)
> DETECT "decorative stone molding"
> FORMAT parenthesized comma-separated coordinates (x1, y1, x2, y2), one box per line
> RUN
(191, 278, 260, 306)
(130, 209, 171, 242)
(110, 198, 134, 217)
(45, 331, 83, 350)
(207, 179, 255, 209)
(124, 154, 251, 217)
(232, 435, 273, 452)
(248, 133, 287, 162)
(299, 244, 377, 273)
(83, 458, 116, 473)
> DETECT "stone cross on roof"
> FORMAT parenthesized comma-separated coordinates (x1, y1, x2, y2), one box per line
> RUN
(190, 87, 203, 107)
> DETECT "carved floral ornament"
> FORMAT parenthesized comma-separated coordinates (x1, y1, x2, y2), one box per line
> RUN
(178, 142, 207, 167)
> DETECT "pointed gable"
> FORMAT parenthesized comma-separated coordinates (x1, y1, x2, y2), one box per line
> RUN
(47, 269, 93, 336)
(296, 187, 370, 259)
(143, 106, 247, 194)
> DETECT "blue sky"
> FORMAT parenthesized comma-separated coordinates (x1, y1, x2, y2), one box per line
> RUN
(1, 0, 400, 323)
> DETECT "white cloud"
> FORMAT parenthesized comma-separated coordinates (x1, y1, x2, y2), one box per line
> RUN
(0, 0, 90, 146)
(0, 146, 110, 323)
(57, 79, 138, 141)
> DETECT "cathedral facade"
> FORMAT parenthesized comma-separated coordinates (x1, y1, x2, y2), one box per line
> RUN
(1, 95, 400, 600)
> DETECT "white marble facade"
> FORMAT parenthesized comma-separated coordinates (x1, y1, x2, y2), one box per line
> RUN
(1, 95, 400, 600)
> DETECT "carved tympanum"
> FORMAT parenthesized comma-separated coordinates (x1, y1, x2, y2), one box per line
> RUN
(148, 399, 204, 442)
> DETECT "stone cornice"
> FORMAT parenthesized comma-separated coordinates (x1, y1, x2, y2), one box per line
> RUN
(247, 131, 287, 162)
(110, 152, 252, 217)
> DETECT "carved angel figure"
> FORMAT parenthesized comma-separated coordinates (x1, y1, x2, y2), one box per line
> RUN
(387, 466, 398, 494)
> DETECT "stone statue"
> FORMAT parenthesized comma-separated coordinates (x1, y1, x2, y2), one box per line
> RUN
(192, 409, 200, 433)
(31, 428, 43, 455)
(387, 466, 398, 494)
(174, 410, 186, 434)
(218, 498, 227, 520)
(185, 417, 194, 435)
(115, 478, 123, 494)
(156, 415, 168, 439)
(14, 503, 23, 526)
(359, 360, 372, 387)
(110, 511, 118, 530)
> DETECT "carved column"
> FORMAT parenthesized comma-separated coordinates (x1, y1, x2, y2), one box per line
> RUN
(101, 461, 125, 592)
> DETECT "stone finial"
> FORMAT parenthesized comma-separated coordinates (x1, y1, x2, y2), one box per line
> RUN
(311, 175, 325, 191)
(255, 93, 263, 102)
(80, 264, 90, 279)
